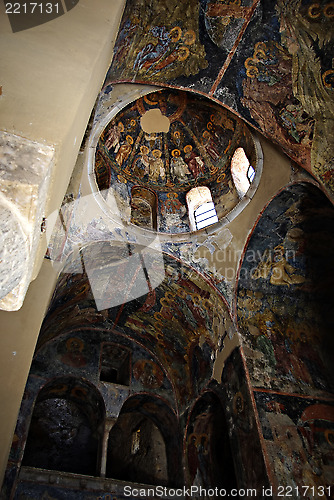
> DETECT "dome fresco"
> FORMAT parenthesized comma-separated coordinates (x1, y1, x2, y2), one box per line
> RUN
(94, 89, 258, 233)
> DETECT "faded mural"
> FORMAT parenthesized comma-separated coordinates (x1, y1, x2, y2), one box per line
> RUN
(237, 182, 334, 495)
(106, 0, 333, 199)
(37, 247, 229, 411)
(255, 391, 334, 495)
(95, 89, 257, 233)
(237, 182, 334, 397)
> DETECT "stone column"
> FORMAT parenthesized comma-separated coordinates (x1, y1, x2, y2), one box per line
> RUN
(100, 418, 116, 478)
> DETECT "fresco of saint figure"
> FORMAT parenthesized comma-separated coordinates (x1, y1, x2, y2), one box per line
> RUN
(171, 149, 191, 181)
(184, 145, 205, 179)
(149, 149, 165, 182)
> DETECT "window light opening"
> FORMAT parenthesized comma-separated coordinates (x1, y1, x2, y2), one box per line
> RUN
(194, 202, 218, 230)
(231, 147, 255, 198)
(247, 165, 255, 183)
(130, 186, 158, 230)
(186, 186, 218, 231)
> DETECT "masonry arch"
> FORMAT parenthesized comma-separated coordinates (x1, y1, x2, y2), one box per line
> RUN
(106, 394, 182, 486)
(185, 390, 238, 490)
(22, 376, 105, 476)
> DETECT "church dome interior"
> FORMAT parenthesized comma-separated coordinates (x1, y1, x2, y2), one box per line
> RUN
(93, 89, 260, 233)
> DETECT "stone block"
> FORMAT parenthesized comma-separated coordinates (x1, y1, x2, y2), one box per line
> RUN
(0, 131, 54, 310)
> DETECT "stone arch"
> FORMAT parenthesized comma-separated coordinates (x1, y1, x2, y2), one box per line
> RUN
(38, 241, 233, 414)
(106, 394, 182, 486)
(185, 390, 237, 490)
(22, 376, 105, 476)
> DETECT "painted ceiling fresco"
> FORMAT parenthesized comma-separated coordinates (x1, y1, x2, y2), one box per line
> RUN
(105, 0, 334, 199)
(237, 182, 334, 398)
(95, 89, 257, 233)
(37, 243, 230, 413)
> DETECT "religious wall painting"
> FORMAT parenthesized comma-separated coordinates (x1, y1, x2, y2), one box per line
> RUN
(107, 0, 263, 95)
(207, 0, 317, 180)
(185, 391, 237, 490)
(203, 0, 256, 52)
(133, 359, 164, 389)
(275, 0, 334, 198)
(105, 0, 333, 199)
(240, 37, 314, 172)
(221, 348, 271, 491)
(33, 328, 175, 406)
(34, 249, 228, 412)
(207, 0, 328, 194)
(120, 255, 230, 408)
(254, 390, 334, 495)
(57, 336, 89, 369)
(96, 90, 242, 193)
(237, 183, 334, 397)
(108, 0, 208, 83)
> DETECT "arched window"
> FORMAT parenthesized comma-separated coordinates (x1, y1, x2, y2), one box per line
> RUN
(186, 186, 218, 231)
(100, 343, 131, 386)
(130, 186, 158, 230)
(106, 394, 183, 487)
(231, 147, 255, 197)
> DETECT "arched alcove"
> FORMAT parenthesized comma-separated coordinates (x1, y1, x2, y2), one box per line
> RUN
(130, 185, 158, 230)
(185, 391, 237, 490)
(22, 377, 105, 476)
(106, 394, 182, 486)
(107, 412, 168, 485)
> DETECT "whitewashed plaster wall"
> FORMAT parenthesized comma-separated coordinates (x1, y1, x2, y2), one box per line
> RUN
(0, 0, 126, 484)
